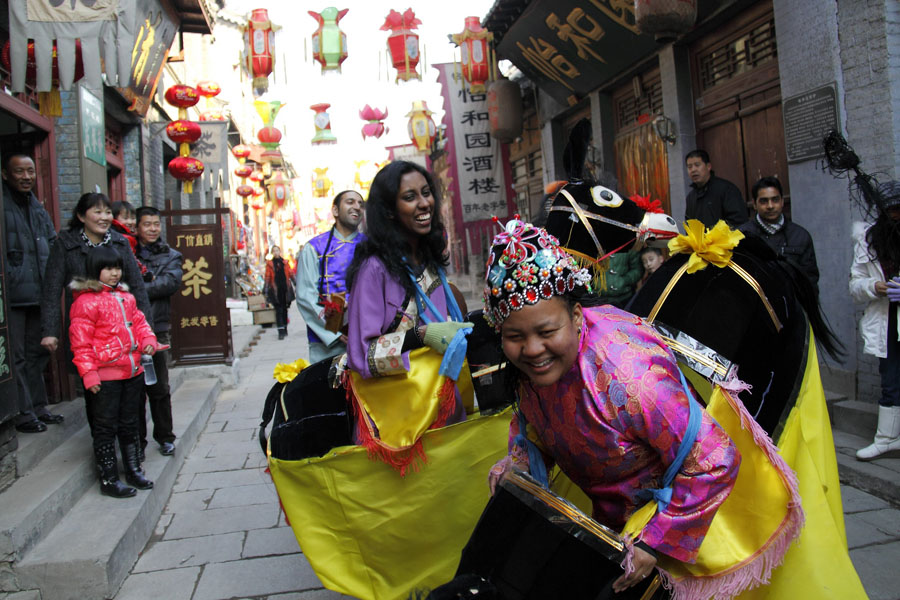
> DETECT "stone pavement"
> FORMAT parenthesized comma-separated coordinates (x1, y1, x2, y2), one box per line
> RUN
(115, 325, 353, 600)
(110, 319, 900, 600)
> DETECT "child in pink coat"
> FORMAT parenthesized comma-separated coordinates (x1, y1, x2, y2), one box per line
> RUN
(69, 246, 158, 498)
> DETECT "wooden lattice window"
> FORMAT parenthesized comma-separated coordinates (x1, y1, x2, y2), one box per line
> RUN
(698, 18, 777, 92)
(105, 124, 122, 159)
(614, 74, 663, 132)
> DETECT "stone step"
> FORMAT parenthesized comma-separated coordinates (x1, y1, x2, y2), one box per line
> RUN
(831, 400, 879, 439)
(834, 430, 900, 506)
(14, 377, 221, 600)
(0, 425, 95, 563)
(15, 399, 88, 477)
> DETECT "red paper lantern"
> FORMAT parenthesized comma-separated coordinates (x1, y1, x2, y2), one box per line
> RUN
(199, 111, 227, 121)
(164, 85, 199, 109)
(196, 81, 221, 98)
(166, 120, 201, 145)
(168, 156, 205, 188)
(244, 8, 276, 95)
(267, 171, 290, 207)
(164, 86, 203, 194)
(232, 144, 252, 162)
(452, 17, 493, 94)
(250, 170, 265, 183)
(236, 184, 255, 197)
(234, 165, 254, 179)
(381, 9, 421, 82)
(257, 126, 283, 145)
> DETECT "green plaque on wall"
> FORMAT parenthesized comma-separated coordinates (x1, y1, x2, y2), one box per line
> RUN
(80, 86, 106, 167)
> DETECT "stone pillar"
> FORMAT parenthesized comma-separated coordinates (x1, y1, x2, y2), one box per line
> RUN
(658, 42, 696, 227)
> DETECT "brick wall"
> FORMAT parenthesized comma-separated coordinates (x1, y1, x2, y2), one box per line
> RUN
(54, 89, 83, 223)
(837, 0, 900, 402)
(123, 125, 142, 206)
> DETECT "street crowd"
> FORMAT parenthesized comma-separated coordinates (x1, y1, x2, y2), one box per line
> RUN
(5, 147, 897, 599)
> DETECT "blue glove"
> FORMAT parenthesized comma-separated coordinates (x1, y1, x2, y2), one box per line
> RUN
(888, 278, 900, 303)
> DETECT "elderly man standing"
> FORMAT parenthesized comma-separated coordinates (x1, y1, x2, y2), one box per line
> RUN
(134, 206, 182, 456)
(2, 154, 63, 433)
(296, 190, 364, 363)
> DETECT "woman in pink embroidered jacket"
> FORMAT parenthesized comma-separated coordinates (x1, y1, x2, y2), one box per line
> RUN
(483, 219, 739, 594)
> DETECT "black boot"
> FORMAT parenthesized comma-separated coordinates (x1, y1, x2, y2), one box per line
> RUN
(122, 442, 154, 489)
(95, 443, 136, 498)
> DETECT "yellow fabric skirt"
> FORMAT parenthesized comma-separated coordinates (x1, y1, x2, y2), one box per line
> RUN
(268, 408, 511, 600)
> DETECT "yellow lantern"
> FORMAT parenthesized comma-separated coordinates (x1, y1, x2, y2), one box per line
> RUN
(406, 100, 436, 152)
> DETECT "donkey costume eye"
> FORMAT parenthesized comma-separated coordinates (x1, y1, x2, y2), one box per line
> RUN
(590, 186, 623, 208)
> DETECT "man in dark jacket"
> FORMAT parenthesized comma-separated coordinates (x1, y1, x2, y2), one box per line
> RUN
(134, 206, 182, 456)
(739, 176, 819, 290)
(684, 149, 748, 228)
(2, 154, 63, 433)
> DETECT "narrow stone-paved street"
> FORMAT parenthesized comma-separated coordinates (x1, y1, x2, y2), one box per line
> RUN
(115, 325, 352, 600)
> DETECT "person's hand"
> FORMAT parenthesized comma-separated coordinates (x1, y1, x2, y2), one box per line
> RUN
(612, 546, 657, 593)
(88, 384, 101, 394)
(422, 321, 474, 355)
(339, 334, 348, 345)
(487, 455, 523, 496)
(143, 345, 156, 355)
(887, 278, 900, 303)
(875, 281, 889, 296)
(41, 336, 58, 352)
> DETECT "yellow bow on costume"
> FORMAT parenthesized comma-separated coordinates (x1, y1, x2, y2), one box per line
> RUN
(272, 358, 310, 383)
(668, 219, 744, 274)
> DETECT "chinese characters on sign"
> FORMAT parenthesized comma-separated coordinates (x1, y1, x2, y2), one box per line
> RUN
(167, 222, 232, 365)
(79, 86, 106, 167)
(497, 0, 654, 106)
(441, 65, 509, 223)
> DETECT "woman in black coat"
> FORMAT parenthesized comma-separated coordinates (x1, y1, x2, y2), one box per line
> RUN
(40, 193, 151, 359)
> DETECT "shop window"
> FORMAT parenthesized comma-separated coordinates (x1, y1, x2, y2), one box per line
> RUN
(612, 68, 670, 214)
(614, 75, 663, 131)
(698, 18, 777, 92)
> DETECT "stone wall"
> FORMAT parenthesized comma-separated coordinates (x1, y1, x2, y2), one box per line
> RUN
(54, 90, 83, 223)
(0, 421, 17, 494)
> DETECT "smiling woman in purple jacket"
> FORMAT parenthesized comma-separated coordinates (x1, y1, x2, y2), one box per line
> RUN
(344, 161, 473, 470)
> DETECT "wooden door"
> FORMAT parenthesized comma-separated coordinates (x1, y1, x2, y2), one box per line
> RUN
(691, 1, 788, 209)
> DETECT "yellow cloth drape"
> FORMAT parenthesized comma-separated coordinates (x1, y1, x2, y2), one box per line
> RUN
(349, 347, 473, 449)
(619, 334, 867, 598)
(268, 408, 511, 600)
(736, 338, 867, 599)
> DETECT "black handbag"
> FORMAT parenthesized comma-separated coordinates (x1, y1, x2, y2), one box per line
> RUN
(259, 356, 353, 460)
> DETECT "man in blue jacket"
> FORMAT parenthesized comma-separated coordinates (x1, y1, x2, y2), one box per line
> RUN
(2, 154, 63, 433)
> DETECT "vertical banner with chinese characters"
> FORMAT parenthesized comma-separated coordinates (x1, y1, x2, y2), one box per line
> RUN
(168, 224, 233, 365)
(437, 63, 511, 224)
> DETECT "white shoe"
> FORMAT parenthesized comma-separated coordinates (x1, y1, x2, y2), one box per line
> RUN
(857, 405, 900, 460)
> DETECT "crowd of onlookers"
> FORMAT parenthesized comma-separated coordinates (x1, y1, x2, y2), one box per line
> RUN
(4, 153, 180, 498)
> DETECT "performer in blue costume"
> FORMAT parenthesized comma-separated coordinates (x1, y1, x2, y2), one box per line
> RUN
(295, 190, 365, 363)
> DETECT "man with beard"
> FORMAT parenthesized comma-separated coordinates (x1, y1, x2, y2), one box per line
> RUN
(296, 190, 365, 362)
(2, 153, 64, 433)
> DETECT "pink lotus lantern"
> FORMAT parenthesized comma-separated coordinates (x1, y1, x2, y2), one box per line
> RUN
(360, 105, 388, 139)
